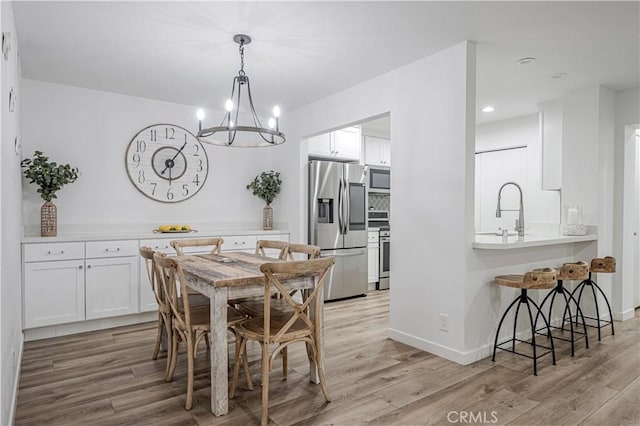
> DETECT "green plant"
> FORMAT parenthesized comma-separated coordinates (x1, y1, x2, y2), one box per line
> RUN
(246, 170, 282, 205)
(21, 150, 79, 202)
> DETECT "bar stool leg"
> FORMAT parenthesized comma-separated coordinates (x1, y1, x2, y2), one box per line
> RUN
(527, 296, 556, 367)
(564, 289, 590, 349)
(534, 289, 556, 340)
(588, 280, 603, 341)
(523, 297, 539, 375)
(558, 288, 576, 356)
(592, 280, 615, 337)
(492, 296, 521, 362)
(512, 300, 523, 352)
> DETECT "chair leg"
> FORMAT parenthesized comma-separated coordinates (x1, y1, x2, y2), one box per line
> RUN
(534, 288, 555, 335)
(261, 342, 270, 426)
(558, 289, 576, 356)
(185, 334, 194, 410)
(243, 340, 253, 391)
(566, 290, 589, 349)
(153, 312, 163, 360)
(282, 347, 288, 380)
(528, 296, 556, 366)
(312, 338, 331, 402)
(511, 301, 522, 352)
(166, 328, 179, 382)
(592, 280, 615, 337)
(523, 297, 538, 376)
(164, 315, 173, 379)
(230, 336, 245, 398)
(492, 296, 521, 362)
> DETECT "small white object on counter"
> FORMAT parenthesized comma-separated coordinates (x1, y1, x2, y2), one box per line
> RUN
(567, 208, 579, 225)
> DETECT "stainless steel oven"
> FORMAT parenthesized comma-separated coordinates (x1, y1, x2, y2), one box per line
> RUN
(378, 229, 390, 289)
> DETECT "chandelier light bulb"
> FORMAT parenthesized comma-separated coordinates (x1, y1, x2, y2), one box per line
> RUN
(268, 118, 276, 129)
(225, 99, 234, 112)
(272, 105, 281, 118)
(196, 109, 205, 120)
(229, 120, 235, 128)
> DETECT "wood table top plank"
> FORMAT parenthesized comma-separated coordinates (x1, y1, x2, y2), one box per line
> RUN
(176, 252, 279, 288)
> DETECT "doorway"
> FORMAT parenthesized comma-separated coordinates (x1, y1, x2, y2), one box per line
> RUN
(623, 126, 640, 308)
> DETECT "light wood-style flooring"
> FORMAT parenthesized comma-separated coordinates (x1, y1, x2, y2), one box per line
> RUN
(15, 291, 640, 425)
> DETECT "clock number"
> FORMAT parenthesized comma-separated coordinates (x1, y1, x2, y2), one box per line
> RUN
(196, 159, 203, 172)
(182, 184, 189, 196)
(166, 188, 174, 201)
(150, 129, 157, 141)
(132, 153, 140, 168)
(193, 144, 200, 156)
(136, 140, 146, 152)
(193, 174, 200, 186)
(150, 182, 157, 195)
(165, 127, 175, 140)
(138, 170, 145, 184)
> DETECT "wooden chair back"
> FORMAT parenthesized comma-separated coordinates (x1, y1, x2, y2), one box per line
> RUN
(255, 240, 289, 260)
(285, 243, 321, 261)
(153, 253, 191, 331)
(259, 257, 334, 342)
(140, 247, 168, 311)
(170, 237, 224, 256)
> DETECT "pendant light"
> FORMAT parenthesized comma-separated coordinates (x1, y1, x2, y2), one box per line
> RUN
(196, 34, 285, 147)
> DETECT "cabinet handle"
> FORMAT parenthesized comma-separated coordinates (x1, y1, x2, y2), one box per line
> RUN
(47, 250, 64, 255)
(78, 265, 83, 270)
(105, 248, 120, 252)
(87, 265, 92, 269)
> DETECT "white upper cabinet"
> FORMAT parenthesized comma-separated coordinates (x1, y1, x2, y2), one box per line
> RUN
(308, 127, 362, 161)
(364, 136, 391, 167)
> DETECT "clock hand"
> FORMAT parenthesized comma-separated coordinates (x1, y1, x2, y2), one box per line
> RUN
(169, 166, 172, 186)
(161, 141, 188, 175)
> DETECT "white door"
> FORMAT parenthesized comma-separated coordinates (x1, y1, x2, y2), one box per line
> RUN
(24, 260, 85, 328)
(624, 128, 640, 308)
(85, 257, 139, 320)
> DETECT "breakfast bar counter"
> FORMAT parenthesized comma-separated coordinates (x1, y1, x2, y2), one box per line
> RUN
(472, 233, 597, 250)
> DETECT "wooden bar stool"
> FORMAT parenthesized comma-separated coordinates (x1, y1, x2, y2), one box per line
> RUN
(492, 268, 557, 375)
(533, 262, 589, 356)
(568, 256, 616, 341)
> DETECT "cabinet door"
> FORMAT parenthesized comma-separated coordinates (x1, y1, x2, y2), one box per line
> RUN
(24, 260, 85, 328)
(307, 133, 333, 158)
(85, 257, 139, 320)
(139, 256, 158, 312)
(367, 245, 379, 283)
(380, 138, 391, 167)
(365, 136, 382, 166)
(333, 127, 361, 161)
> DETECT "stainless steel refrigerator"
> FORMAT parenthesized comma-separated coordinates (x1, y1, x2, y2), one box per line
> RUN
(308, 160, 368, 300)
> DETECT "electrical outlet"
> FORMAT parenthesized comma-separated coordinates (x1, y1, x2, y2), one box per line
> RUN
(439, 313, 450, 332)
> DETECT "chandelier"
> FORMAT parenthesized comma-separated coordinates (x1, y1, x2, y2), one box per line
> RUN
(196, 34, 285, 147)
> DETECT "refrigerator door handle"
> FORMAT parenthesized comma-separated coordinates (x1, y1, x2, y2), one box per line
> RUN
(337, 178, 344, 234)
(345, 181, 351, 233)
(326, 250, 366, 257)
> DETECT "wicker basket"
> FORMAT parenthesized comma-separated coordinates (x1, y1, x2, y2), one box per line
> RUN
(41, 201, 57, 237)
(263, 205, 273, 230)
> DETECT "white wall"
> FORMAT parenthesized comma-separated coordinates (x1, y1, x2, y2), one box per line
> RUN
(275, 41, 476, 361)
(475, 114, 561, 233)
(614, 88, 640, 318)
(21, 80, 281, 232)
(1, 2, 24, 423)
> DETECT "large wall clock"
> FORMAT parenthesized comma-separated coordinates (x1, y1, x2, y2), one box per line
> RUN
(125, 124, 209, 203)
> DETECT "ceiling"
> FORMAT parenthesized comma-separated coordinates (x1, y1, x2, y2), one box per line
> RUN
(12, 1, 640, 125)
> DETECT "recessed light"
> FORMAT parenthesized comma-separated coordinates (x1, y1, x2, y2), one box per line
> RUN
(482, 106, 495, 113)
(551, 73, 567, 79)
(516, 57, 536, 65)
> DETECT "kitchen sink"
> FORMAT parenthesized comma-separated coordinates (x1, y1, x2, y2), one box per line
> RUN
(475, 231, 518, 236)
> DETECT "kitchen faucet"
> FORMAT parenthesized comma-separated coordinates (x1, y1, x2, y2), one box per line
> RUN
(495, 182, 525, 237)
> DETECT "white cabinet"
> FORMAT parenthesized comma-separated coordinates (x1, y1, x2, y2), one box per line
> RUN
(364, 136, 391, 167)
(539, 100, 562, 190)
(367, 231, 379, 284)
(223, 235, 258, 253)
(308, 127, 362, 161)
(138, 238, 175, 312)
(23, 239, 140, 328)
(24, 259, 85, 329)
(85, 257, 139, 320)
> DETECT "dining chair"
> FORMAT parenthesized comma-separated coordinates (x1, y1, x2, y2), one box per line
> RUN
(230, 257, 335, 425)
(154, 253, 252, 410)
(255, 239, 289, 259)
(170, 237, 224, 256)
(139, 247, 173, 377)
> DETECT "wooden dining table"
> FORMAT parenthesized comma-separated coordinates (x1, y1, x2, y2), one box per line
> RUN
(175, 251, 323, 416)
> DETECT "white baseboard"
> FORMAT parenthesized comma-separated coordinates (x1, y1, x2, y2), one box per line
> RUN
(8, 334, 24, 426)
(613, 308, 636, 322)
(388, 328, 484, 365)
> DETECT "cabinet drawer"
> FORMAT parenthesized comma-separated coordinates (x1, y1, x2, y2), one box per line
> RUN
(367, 232, 379, 243)
(24, 242, 85, 262)
(86, 240, 139, 258)
(139, 238, 174, 254)
(222, 235, 257, 252)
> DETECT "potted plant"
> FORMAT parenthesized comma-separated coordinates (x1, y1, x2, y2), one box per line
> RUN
(246, 170, 282, 230)
(21, 150, 79, 237)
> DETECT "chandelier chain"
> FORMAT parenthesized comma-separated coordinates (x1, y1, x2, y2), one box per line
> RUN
(238, 40, 245, 76)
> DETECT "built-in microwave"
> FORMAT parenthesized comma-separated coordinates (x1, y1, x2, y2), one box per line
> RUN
(368, 166, 390, 193)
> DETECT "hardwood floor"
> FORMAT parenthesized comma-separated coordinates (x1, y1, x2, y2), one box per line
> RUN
(15, 292, 640, 425)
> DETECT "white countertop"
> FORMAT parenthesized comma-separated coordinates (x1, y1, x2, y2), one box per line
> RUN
(472, 233, 597, 250)
(22, 227, 289, 243)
